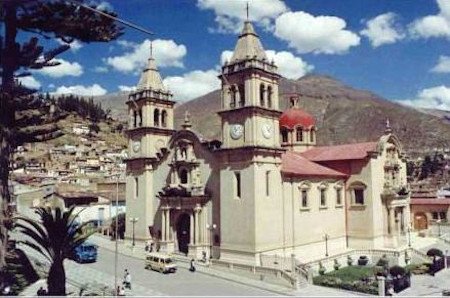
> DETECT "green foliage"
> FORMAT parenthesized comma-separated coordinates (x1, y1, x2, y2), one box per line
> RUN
(347, 255, 353, 266)
(405, 263, 431, 275)
(54, 94, 107, 122)
(4, 248, 39, 295)
(376, 254, 389, 269)
(313, 266, 378, 295)
(14, 207, 96, 295)
(333, 259, 341, 271)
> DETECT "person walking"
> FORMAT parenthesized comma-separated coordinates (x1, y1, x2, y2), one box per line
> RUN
(189, 259, 196, 272)
(123, 269, 132, 289)
(117, 285, 125, 296)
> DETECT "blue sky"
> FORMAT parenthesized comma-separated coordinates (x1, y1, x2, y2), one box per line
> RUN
(18, 0, 450, 110)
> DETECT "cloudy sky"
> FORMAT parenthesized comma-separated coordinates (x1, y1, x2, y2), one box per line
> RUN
(19, 0, 450, 111)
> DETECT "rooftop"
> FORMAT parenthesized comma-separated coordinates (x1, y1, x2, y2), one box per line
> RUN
(301, 142, 378, 162)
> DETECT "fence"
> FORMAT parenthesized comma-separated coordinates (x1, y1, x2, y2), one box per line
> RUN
(210, 259, 298, 289)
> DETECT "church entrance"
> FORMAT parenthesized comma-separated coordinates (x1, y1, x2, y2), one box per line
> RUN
(177, 213, 190, 254)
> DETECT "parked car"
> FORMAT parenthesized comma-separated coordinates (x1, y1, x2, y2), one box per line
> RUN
(145, 253, 177, 273)
(73, 242, 98, 263)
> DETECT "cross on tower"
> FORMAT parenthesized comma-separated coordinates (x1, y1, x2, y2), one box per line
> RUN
(246, 2, 249, 20)
(150, 40, 153, 58)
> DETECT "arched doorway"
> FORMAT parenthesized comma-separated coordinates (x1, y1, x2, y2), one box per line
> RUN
(177, 213, 190, 255)
(414, 212, 428, 230)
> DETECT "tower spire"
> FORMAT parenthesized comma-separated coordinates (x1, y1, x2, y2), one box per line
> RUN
(246, 2, 249, 20)
(150, 40, 153, 58)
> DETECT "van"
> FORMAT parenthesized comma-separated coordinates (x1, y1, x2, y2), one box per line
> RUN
(73, 242, 98, 263)
(145, 253, 177, 273)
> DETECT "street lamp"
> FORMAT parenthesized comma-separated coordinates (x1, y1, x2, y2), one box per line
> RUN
(130, 217, 139, 247)
(206, 223, 217, 259)
(437, 219, 442, 237)
(114, 172, 120, 296)
(324, 233, 329, 257)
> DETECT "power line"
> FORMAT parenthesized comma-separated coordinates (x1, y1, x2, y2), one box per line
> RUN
(66, 0, 154, 36)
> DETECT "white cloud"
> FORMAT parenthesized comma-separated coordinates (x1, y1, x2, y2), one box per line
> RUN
(198, 0, 288, 33)
(221, 49, 313, 79)
(360, 13, 405, 47)
(19, 76, 41, 89)
(431, 55, 450, 73)
(57, 38, 83, 52)
(163, 69, 220, 101)
(274, 11, 360, 54)
(97, 1, 113, 11)
(35, 58, 83, 78)
(94, 66, 109, 73)
(106, 39, 187, 73)
(118, 85, 136, 92)
(397, 85, 450, 110)
(54, 84, 107, 96)
(409, 0, 450, 39)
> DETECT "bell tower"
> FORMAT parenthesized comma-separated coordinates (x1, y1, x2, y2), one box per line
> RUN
(218, 18, 285, 265)
(218, 21, 282, 149)
(125, 42, 176, 241)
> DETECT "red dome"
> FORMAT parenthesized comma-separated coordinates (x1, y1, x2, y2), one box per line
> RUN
(279, 108, 315, 129)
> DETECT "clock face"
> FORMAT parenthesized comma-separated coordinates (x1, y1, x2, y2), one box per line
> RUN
(132, 141, 141, 153)
(230, 124, 244, 140)
(262, 123, 273, 139)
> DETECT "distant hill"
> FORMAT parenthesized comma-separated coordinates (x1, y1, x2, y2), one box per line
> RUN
(94, 74, 450, 153)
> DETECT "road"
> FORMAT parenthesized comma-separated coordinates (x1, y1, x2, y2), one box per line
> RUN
(85, 246, 278, 296)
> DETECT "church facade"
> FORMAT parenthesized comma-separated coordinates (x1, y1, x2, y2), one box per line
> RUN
(124, 21, 411, 264)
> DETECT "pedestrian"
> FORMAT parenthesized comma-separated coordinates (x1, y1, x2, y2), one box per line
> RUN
(150, 242, 154, 252)
(117, 285, 125, 296)
(189, 258, 196, 272)
(37, 286, 45, 296)
(202, 251, 207, 263)
(123, 269, 131, 289)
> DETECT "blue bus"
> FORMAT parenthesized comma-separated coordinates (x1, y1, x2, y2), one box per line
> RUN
(73, 242, 98, 263)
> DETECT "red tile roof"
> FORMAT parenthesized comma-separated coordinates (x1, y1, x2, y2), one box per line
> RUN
(410, 198, 450, 205)
(282, 151, 347, 178)
(301, 142, 378, 161)
(279, 108, 315, 129)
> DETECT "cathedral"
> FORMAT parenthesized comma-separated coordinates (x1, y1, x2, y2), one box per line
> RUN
(124, 20, 411, 264)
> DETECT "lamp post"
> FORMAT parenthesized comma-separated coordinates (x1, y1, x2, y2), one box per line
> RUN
(437, 219, 442, 237)
(324, 233, 329, 257)
(114, 173, 119, 296)
(206, 223, 217, 259)
(407, 224, 412, 247)
(130, 217, 139, 247)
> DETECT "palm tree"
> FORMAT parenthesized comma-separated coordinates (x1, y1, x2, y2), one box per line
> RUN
(14, 207, 94, 295)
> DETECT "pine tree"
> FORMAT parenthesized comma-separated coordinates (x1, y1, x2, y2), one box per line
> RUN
(0, 0, 122, 278)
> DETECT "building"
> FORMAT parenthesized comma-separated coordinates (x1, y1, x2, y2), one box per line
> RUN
(125, 21, 411, 264)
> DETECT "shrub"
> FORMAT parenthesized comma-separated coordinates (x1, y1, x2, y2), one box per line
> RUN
(333, 259, 341, 271)
(390, 265, 406, 277)
(376, 254, 389, 269)
(358, 255, 369, 266)
(318, 262, 326, 275)
(426, 248, 443, 258)
(347, 255, 353, 266)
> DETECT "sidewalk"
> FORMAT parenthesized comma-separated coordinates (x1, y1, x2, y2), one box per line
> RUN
(90, 234, 362, 297)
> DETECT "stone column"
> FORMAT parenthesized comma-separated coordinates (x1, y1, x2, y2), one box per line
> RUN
(377, 276, 386, 296)
(195, 207, 200, 244)
(162, 209, 166, 241)
(190, 212, 194, 245)
(388, 207, 394, 235)
(166, 209, 171, 241)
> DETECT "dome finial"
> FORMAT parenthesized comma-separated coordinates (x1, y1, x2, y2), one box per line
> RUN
(150, 40, 153, 58)
(246, 2, 249, 21)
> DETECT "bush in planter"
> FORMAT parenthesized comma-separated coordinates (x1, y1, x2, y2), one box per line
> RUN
(318, 261, 326, 275)
(358, 255, 369, 266)
(376, 254, 389, 269)
(333, 259, 341, 271)
(389, 265, 406, 277)
(347, 255, 353, 266)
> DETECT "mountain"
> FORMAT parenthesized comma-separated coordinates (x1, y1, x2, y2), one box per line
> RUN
(94, 75, 450, 153)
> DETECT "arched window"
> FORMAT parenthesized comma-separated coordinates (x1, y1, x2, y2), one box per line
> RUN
(133, 110, 137, 128)
(238, 84, 245, 107)
(161, 110, 167, 128)
(230, 86, 237, 108)
(180, 169, 188, 184)
(154, 109, 160, 127)
(281, 129, 288, 143)
(138, 109, 143, 127)
(296, 127, 303, 142)
(259, 84, 265, 107)
(267, 86, 272, 108)
(310, 128, 314, 143)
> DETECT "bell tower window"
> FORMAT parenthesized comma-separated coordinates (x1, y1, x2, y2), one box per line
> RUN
(267, 86, 272, 108)
(238, 84, 245, 107)
(230, 86, 237, 108)
(133, 110, 137, 128)
(154, 109, 160, 127)
(281, 129, 288, 143)
(138, 109, 143, 127)
(260, 84, 265, 107)
(179, 168, 188, 184)
(161, 110, 167, 128)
